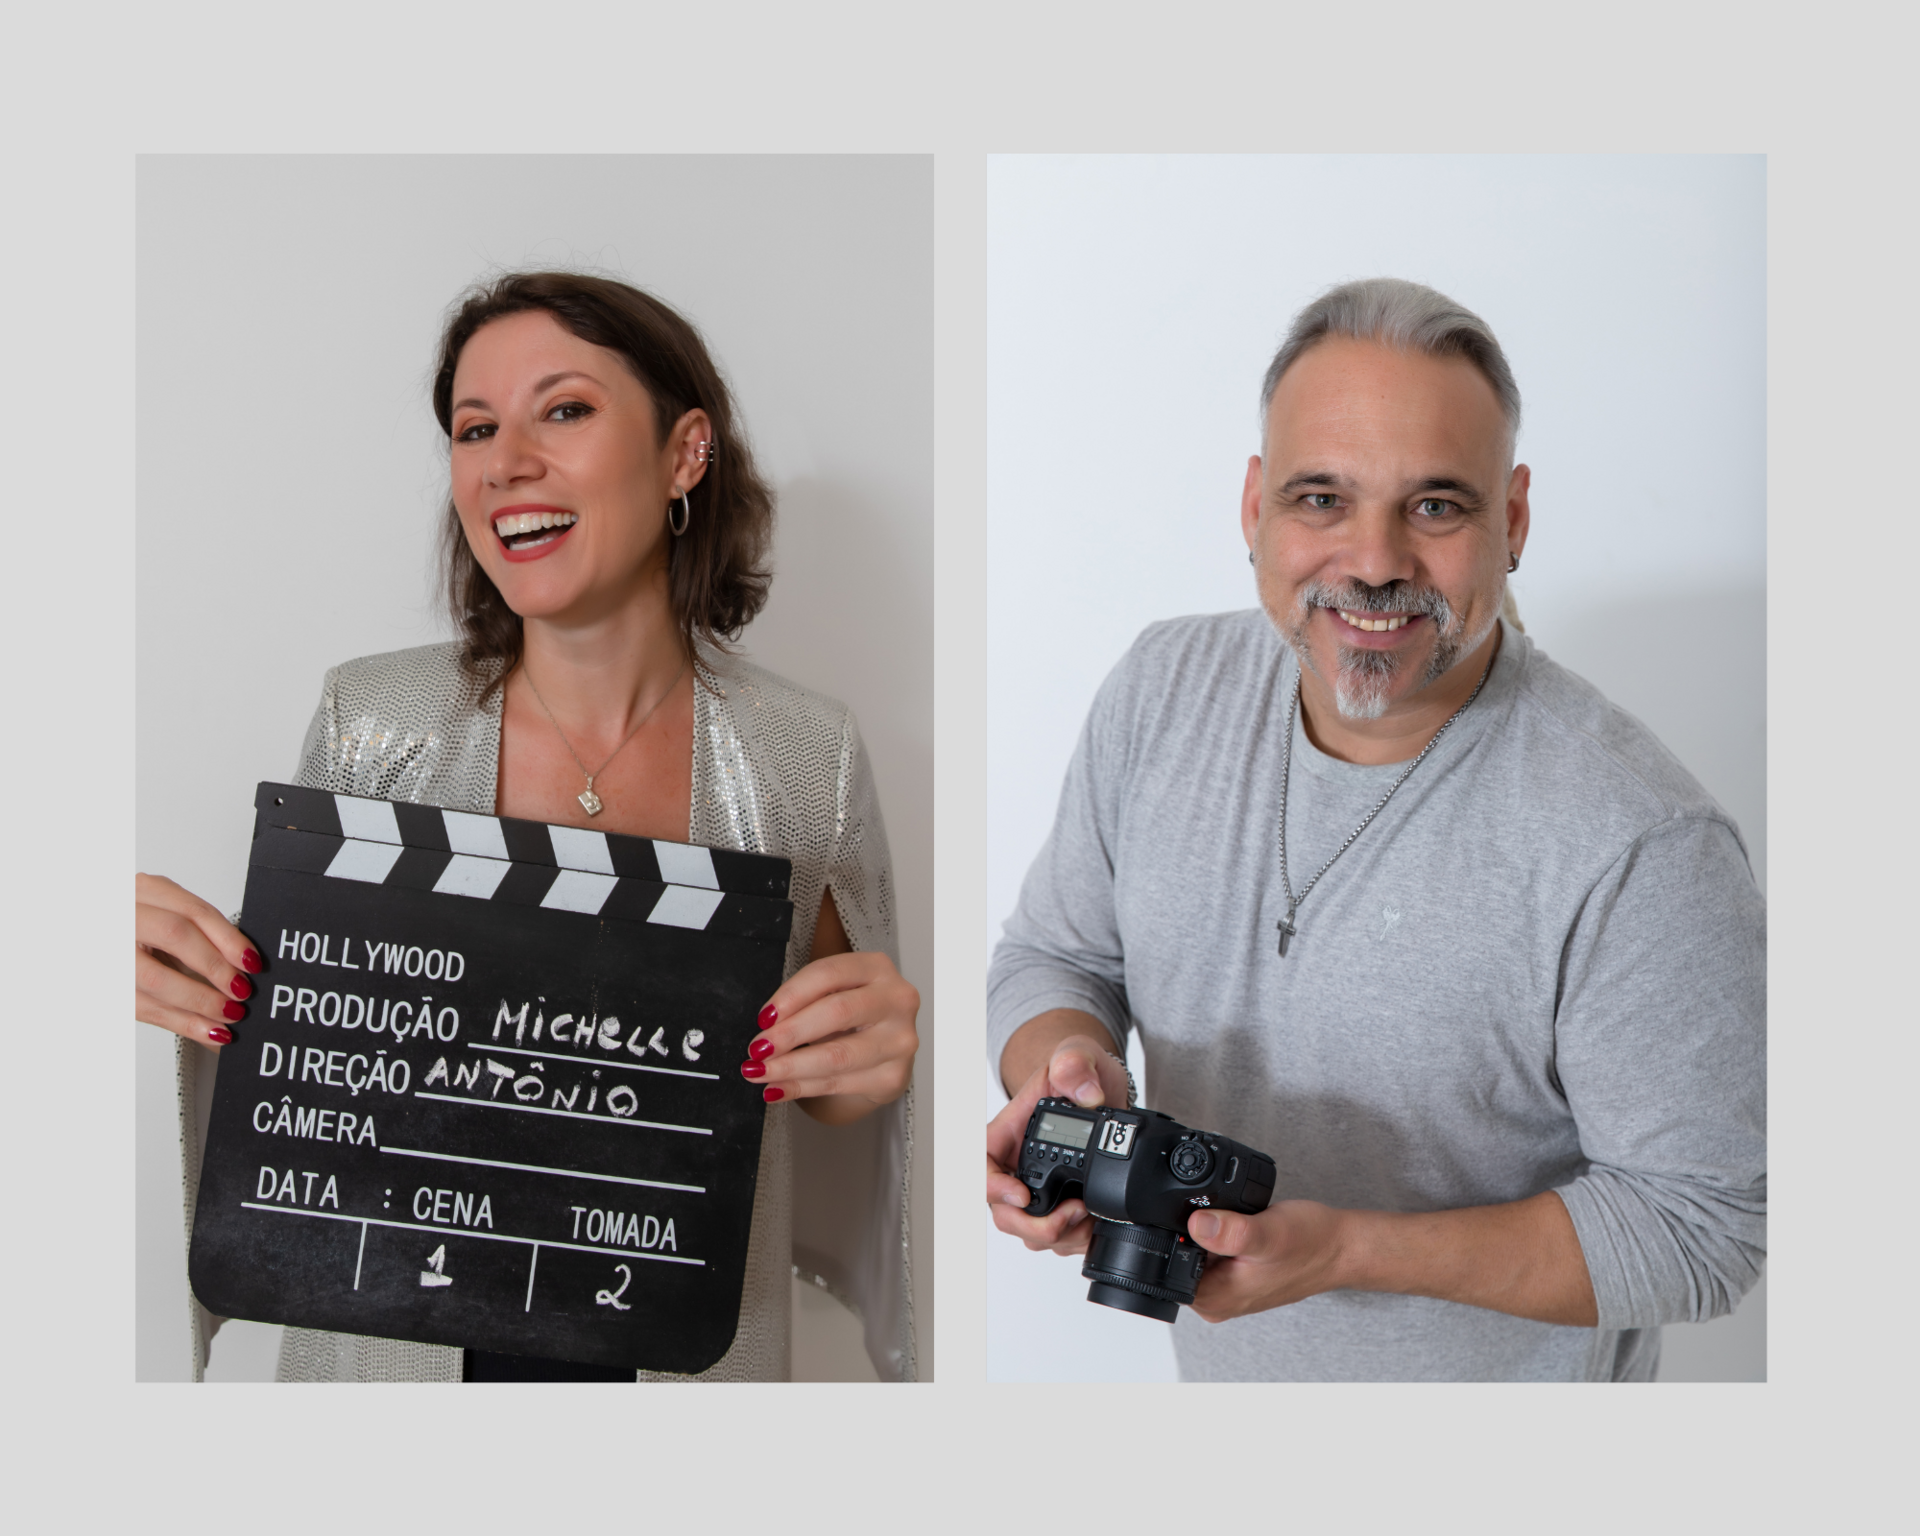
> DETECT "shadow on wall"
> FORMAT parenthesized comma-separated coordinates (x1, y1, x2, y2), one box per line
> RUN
(748, 473, 935, 1382)
(751, 475, 928, 698)
(1523, 582, 1768, 1381)
(1525, 585, 1767, 896)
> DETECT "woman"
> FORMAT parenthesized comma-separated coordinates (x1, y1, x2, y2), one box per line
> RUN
(135, 271, 920, 1382)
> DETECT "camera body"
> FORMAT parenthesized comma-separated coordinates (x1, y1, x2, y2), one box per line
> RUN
(1018, 1098, 1277, 1322)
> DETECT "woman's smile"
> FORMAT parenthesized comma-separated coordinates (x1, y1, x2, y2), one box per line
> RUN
(491, 503, 579, 561)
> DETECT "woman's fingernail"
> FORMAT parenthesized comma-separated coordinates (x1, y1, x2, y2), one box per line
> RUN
(207, 1025, 233, 1045)
(757, 1004, 778, 1030)
(241, 948, 263, 974)
(748, 1036, 775, 1061)
(230, 975, 253, 1000)
(762, 1086, 784, 1103)
(740, 1061, 766, 1080)
(222, 1000, 246, 1022)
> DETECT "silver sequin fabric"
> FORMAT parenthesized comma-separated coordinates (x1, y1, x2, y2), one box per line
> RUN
(174, 640, 914, 1382)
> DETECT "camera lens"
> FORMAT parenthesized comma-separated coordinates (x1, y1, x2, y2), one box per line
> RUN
(1082, 1220, 1204, 1324)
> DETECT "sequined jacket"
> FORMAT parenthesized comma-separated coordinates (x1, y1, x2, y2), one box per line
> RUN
(176, 640, 915, 1382)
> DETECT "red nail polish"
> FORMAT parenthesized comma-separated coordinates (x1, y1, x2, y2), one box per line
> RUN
(741, 1061, 766, 1080)
(757, 1004, 778, 1030)
(762, 1086, 784, 1103)
(230, 975, 253, 1000)
(748, 1036, 775, 1061)
(222, 1000, 245, 1022)
(207, 1025, 233, 1045)
(241, 948, 263, 974)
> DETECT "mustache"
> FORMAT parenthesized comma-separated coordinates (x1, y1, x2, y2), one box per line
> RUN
(1298, 579, 1456, 630)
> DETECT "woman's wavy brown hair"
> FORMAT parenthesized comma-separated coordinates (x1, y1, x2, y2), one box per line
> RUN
(431, 271, 775, 694)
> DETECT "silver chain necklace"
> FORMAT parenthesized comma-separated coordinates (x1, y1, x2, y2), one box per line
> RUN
(1274, 657, 1493, 958)
(522, 654, 688, 818)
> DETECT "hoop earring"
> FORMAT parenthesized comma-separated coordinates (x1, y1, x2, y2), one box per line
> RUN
(1508, 551, 1520, 574)
(670, 493, 691, 537)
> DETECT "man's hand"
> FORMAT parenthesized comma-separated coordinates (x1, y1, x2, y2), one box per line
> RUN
(986, 1015, 1131, 1259)
(1185, 1202, 1349, 1322)
(1184, 1188, 1598, 1328)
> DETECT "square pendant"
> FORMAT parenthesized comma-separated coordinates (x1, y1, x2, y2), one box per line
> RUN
(578, 788, 603, 817)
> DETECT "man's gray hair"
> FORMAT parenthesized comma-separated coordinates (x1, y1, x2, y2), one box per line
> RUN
(1260, 278, 1522, 448)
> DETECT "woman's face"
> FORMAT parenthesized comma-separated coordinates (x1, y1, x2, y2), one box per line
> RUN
(448, 309, 704, 627)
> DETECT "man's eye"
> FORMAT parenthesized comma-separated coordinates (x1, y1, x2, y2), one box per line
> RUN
(1304, 493, 1339, 510)
(1415, 498, 1455, 518)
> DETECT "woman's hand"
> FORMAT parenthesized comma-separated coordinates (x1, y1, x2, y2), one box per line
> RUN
(136, 873, 262, 1049)
(742, 948, 920, 1126)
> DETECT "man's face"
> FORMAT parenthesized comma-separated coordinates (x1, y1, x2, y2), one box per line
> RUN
(1242, 336, 1529, 721)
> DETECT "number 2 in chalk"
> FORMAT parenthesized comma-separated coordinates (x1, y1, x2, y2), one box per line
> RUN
(596, 1264, 633, 1311)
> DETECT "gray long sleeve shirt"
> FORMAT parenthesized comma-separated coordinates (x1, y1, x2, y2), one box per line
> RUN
(987, 612, 1766, 1381)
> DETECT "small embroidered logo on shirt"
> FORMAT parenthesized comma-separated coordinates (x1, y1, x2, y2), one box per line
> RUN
(1377, 906, 1403, 941)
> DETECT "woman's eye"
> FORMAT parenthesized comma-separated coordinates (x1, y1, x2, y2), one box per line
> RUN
(454, 422, 494, 443)
(548, 400, 594, 423)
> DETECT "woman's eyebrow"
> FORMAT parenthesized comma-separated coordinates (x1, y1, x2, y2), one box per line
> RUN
(450, 371, 603, 415)
(530, 369, 599, 394)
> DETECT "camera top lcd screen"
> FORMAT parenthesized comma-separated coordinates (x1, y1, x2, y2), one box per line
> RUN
(1035, 1111, 1095, 1150)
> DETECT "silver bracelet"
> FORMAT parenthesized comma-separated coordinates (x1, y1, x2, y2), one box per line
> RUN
(1103, 1049, 1138, 1109)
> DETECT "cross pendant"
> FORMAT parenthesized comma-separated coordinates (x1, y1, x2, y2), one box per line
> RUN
(1276, 912, 1297, 958)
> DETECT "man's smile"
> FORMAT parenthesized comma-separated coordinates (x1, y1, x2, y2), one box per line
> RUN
(1334, 608, 1416, 633)
(1320, 605, 1431, 647)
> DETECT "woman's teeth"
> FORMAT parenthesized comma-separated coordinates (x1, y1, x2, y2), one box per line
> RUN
(1339, 610, 1412, 632)
(495, 510, 578, 538)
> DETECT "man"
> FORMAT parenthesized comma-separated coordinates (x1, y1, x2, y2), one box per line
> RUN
(984, 278, 1765, 1381)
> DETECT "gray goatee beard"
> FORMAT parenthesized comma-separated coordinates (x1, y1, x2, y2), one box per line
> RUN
(1281, 579, 1497, 721)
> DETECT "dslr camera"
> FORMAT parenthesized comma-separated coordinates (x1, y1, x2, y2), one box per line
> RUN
(1018, 1098, 1276, 1323)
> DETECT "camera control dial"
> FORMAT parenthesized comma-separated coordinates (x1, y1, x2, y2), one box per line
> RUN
(1168, 1137, 1214, 1183)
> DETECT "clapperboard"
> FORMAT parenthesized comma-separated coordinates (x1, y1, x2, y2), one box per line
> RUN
(188, 782, 792, 1374)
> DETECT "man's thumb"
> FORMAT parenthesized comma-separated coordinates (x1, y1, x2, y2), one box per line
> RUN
(1186, 1209, 1250, 1254)
(1051, 1048, 1105, 1108)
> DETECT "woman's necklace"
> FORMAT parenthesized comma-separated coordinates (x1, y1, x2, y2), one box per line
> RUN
(1274, 654, 1493, 958)
(522, 654, 689, 818)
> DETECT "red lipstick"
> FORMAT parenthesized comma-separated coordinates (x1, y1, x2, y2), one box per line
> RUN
(491, 503, 578, 563)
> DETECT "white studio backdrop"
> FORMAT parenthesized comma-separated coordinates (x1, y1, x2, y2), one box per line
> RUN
(135, 155, 933, 1381)
(985, 155, 1766, 1382)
